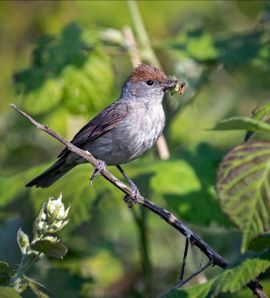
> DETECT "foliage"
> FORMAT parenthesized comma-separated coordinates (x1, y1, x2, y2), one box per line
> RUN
(164, 250, 270, 297)
(14, 23, 114, 116)
(1, 1, 270, 297)
(216, 101, 270, 252)
(0, 194, 70, 298)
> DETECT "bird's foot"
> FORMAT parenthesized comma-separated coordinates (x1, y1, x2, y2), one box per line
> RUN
(90, 160, 106, 185)
(123, 182, 141, 208)
(116, 165, 141, 208)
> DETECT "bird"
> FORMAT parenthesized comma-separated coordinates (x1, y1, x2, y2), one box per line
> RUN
(26, 64, 184, 200)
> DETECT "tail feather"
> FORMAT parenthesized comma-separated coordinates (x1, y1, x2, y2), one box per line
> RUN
(26, 157, 75, 188)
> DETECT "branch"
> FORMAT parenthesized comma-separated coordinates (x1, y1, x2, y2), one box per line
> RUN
(11, 104, 266, 297)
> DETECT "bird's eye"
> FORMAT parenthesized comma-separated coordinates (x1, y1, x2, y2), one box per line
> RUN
(146, 80, 154, 86)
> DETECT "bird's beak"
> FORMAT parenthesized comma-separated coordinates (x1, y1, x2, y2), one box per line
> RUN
(161, 79, 186, 92)
(161, 79, 178, 91)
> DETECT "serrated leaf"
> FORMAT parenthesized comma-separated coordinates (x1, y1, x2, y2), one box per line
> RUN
(249, 233, 270, 252)
(27, 278, 55, 298)
(62, 50, 113, 115)
(245, 101, 270, 141)
(164, 250, 270, 298)
(216, 141, 270, 252)
(0, 287, 22, 298)
(211, 252, 270, 295)
(252, 102, 270, 122)
(31, 240, 68, 258)
(211, 117, 270, 132)
(14, 23, 103, 116)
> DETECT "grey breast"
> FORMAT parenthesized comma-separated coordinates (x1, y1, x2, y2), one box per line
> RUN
(84, 102, 165, 165)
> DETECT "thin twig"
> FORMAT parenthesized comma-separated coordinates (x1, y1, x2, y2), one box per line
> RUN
(176, 260, 213, 289)
(179, 235, 190, 282)
(11, 104, 266, 297)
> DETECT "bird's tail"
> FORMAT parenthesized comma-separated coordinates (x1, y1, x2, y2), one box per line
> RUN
(26, 157, 75, 188)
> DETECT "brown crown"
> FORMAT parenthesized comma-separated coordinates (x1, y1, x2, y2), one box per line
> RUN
(128, 64, 168, 82)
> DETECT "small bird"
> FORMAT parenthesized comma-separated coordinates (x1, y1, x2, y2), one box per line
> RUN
(26, 64, 184, 199)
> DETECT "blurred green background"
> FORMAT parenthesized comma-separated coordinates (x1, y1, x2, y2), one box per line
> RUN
(1, 1, 270, 297)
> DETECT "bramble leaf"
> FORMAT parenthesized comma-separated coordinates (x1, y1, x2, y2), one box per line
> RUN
(211, 117, 270, 133)
(216, 141, 270, 252)
(245, 101, 270, 141)
(163, 250, 270, 297)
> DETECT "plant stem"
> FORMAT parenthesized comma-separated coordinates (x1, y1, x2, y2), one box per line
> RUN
(10, 253, 38, 285)
(127, 0, 160, 67)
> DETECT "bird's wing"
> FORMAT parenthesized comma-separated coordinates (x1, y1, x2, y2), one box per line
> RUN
(58, 101, 129, 157)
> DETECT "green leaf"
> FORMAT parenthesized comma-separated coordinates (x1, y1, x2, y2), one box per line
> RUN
(252, 102, 270, 122)
(216, 141, 270, 252)
(147, 144, 231, 227)
(62, 50, 113, 115)
(0, 262, 11, 286)
(14, 23, 111, 116)
(27, 278, 55, 298)
(211, 117, 270, 132)
(150, 159, 201, 196)
(211, 253, 270, 295)
(245, 101, 270, 141)
(164, 250, 270, 297)
(0, 287, 22, 298)
(163, 282, 212, 298)
(167, 29, 218, 61)
(31, 240, 68, 258)
(22, 78, 64, 115)
(249, 233, 270, 252)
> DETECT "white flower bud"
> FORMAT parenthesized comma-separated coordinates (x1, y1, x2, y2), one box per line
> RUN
(37, 220, 48, 234)
(40, 211, 47, 221)
(43, 235, 59, 243)
(46, 193, 68, 221)
(17, 229, 30, 254)
(59, 206, 70, 220)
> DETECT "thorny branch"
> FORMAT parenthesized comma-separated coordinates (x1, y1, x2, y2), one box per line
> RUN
(11, 104, 266, 297)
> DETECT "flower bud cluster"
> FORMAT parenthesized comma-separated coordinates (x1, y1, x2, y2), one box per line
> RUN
(34, 193, 70, 237)
(17, 229, 30, 255)
(17, 194, 70, 256)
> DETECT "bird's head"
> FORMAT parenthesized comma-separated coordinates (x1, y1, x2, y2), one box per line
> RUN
(121, 64, 185, 103)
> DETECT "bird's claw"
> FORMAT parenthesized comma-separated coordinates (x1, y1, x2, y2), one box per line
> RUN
(90, 160, 106, 185)
(124, 184, 141, 208)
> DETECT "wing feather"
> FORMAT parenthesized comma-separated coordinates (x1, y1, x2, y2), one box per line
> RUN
(58, 101, 128, 157)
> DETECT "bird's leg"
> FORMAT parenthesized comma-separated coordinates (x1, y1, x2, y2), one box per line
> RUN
(90, 160, 106, 185)
(116, 165, 140, 207)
